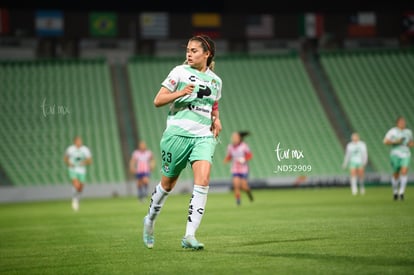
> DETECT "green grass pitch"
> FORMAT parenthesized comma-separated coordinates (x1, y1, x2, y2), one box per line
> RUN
(1, 186, 414, 274)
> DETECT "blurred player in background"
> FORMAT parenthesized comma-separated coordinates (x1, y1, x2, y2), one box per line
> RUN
(342, 132, 368, 195)
(383, 116, 414, 201)
(129, 140, 155, 202)
(142, 34, 222, 250)
(224, 131, 254, 205)
(64, 136, 92, 211)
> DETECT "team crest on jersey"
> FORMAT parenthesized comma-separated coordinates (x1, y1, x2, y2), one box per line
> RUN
(163, 164, 170, 173)
(210, 79, 219, 91)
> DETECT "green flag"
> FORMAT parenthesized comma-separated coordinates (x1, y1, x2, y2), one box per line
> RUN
(90, 12, 117, 37)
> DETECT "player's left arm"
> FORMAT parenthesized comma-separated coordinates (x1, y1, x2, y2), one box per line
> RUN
(211, 101, 222, 138)
(362, 143, 368, 166)
(245, 146, 253, 162)
(82, 157, 92, 166)
(405, 130, 414, 147)
(82, 148, 93, 166)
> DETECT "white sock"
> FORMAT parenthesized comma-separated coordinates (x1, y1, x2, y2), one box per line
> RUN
(147, 183, 169, 222)
(143, 184, 149, 197)
(359, 178, 365, 194)
(350, 176, 357, 195)
(399, 175, 408, 195)
(185, 185, 209, 237)
(391, 177, 399, 195)
(72, 187, 81, 201)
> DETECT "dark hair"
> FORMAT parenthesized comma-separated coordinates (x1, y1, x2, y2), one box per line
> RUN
(189, 34, 216, 70)
(238, 131, 250, 141)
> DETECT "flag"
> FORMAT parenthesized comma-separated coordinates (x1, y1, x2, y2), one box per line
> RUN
(192, 13, 221, 38)
(140, 12, 169, 39)
(402, 12, 414, 36)
(300, 13, 324, 38)
(347, 12, 376, 37)
(192, 13, 221, 28)
(0, 8, 10, 34)
(35, 10, 63, 37)
(89, 12, 117, 37)
(246, 14, 274, 39)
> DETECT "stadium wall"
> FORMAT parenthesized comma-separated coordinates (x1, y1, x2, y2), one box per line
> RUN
(1, 173, 413, 203)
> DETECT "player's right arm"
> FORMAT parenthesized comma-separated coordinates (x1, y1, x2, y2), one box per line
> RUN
(383, 129, 402, 145)
(223, 146, 232, 164)
(63, 150, 72, 167)
(342, 144, 350, 169)
(383, 136, 402, 145)
(153, 85, 194, 107)
(129, 153, 136, 174)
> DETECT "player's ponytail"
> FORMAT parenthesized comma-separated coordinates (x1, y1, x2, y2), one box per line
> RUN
(238, 131, 250, 141)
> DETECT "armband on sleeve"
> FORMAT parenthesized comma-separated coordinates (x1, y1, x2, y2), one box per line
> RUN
(212, 101, 219, 111)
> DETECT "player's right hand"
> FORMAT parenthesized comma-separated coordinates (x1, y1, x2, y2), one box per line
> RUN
(238, 157, 246, 164)
(180, 84, 195, 97)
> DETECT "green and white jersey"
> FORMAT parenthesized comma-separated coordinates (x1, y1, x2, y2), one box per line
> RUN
(65, 145, 92, 174)
(161, 64, 222, 137)
(343, 141, 368, 166)
(384, 127, 413, 158)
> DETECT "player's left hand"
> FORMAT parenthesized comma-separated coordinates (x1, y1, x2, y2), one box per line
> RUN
(211, 117, 222, 138)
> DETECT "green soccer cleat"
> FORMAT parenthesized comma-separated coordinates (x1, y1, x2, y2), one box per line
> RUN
(181, 235, 204, 250)
(143, 216, 154, 249)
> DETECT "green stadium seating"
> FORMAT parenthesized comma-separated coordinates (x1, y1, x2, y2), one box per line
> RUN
(320, 48, 414, 173)
(0, 59, 126, 186)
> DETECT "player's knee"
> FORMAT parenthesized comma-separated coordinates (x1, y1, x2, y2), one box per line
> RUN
(195, 177, 209, 186)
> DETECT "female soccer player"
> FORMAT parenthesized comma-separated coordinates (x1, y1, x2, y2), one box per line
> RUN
(64, 136, 92, 211)
(383, 116, 414, 201)
(130, 140, 155, 202)
(142, 34, 222, 250)
(342, 132, 368, 195)
(224, 131, 254, 205)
